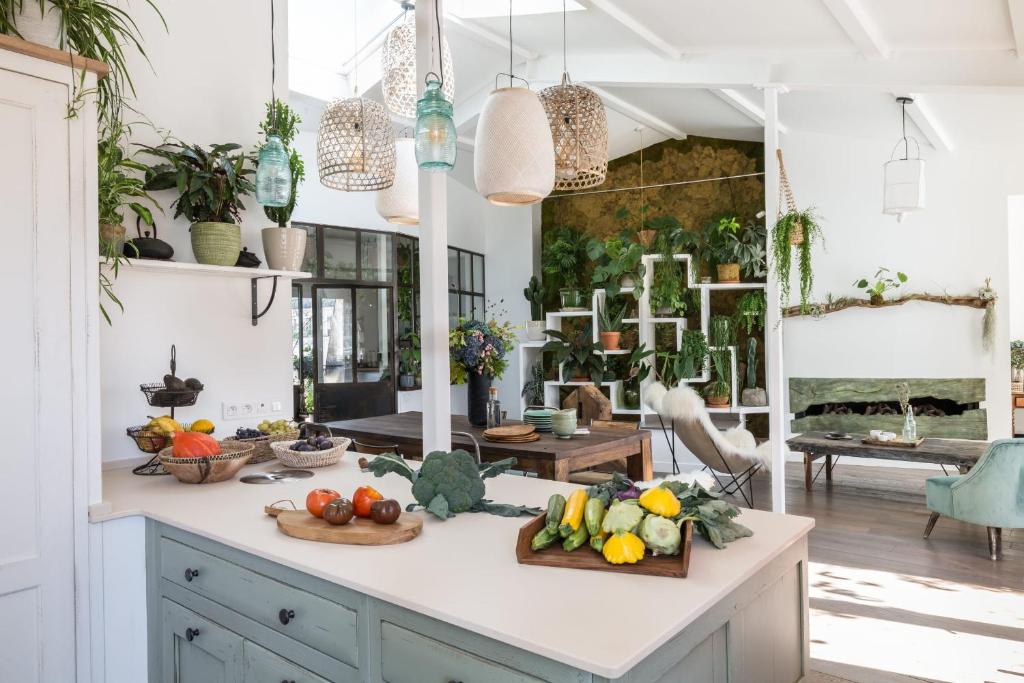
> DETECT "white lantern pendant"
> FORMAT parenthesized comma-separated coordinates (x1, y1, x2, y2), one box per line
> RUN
(883, 96, 926, 222)
(376, 138, 419, 224)
(382, 5, 455, 119)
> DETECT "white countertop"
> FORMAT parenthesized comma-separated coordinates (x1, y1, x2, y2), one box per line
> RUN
(96, 453, 813, 678)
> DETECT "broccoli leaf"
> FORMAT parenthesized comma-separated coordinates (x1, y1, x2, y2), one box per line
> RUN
(478, 457, 518, 479)
(426, 494, 452, 520)
(471, 500, 542, 517)
(364, 453, 417, 483)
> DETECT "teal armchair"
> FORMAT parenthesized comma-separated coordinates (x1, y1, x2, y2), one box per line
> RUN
(924, 438, 1024, 560)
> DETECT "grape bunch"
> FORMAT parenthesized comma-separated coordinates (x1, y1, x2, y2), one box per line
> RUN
(235, 427, 264, 439)
(290, 435, 335, 452)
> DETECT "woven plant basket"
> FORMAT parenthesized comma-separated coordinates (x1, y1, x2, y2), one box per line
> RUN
(776, 149, 804, 246)
(158, 441, 255, 484)
(191, 222, 241, 266)
(271, 437, 351, 468)
(223, 429, 299, 464)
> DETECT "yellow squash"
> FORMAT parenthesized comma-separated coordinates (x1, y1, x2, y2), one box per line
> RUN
(189, 419, 215, 434)
(602, 532, 645, 565)
(558, 489, 588, 537)
(638, 486, 681, 518)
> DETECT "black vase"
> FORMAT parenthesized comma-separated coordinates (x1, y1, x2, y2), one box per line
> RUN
(467, 372, 492, 427)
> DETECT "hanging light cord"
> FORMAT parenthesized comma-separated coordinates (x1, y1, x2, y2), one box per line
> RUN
(508, 0, 513, 86)
(900, 98, 909, 160)
(561, 0, 567, 75)
(638, 128, 645, 227)
(270, 0, 277, 129)
(352, 0, 359, 94)
(435, 0, 445, 87)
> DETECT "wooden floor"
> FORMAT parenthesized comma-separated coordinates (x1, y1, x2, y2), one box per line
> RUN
(734, 462, 1023, 683)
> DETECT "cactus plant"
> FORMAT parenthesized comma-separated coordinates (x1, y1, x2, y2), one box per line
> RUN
(745, 338, 759, 390)
(523, 275, 544, 321)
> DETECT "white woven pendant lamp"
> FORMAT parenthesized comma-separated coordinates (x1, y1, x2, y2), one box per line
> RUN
(376, 138, 419, 224)
(382, 9, 455, 119)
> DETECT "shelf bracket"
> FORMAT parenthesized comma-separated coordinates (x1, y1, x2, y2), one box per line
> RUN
(251, 276, 280, 326)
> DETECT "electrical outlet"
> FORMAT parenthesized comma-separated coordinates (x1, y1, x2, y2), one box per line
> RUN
(239, 403, 256, 418)
(258, 401, 270, 416)
(222, 402, 239, 419)
(271, 401, 282, 412)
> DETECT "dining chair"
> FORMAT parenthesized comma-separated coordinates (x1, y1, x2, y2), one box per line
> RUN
(923, 438, 1024, 560)
(353, 440, 404, 459)
(566, 420, 641, 485)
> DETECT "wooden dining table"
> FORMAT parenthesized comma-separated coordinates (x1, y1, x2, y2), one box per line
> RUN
(326, 411, 653, 483)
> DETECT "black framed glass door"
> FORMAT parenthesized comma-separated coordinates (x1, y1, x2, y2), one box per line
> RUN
(312, 284, 395, 422)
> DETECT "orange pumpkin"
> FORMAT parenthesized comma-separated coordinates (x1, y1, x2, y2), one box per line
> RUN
(171, 431, 222, 458)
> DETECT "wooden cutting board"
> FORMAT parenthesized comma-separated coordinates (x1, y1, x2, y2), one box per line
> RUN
(483, 424, 535, 438)
(484, 432, 541, 443)
(272, 509, 422, 545)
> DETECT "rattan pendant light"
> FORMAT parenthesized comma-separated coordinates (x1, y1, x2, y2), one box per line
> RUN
(538, 0, 607, 190)
(383, 2, 454, 119)
(474, 1, 555, 206)
(317, 0, 396, 192)
(376, 137, 419, 224)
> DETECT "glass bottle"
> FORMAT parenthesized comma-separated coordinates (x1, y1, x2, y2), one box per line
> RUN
(256, 134, 292, 207)
(486, 387, 502, 429)
(902, 409, 917, 442)
(415, 77, 457, 172)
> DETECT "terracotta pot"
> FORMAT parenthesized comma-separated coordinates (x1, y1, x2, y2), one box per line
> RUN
(637, 229, 657, 249)
(262, 226, 308, 271)
(870, 294, 884, 306)
(705, 394, 730, 408)
(99, 223, 126, 254)
(599, 331, 621, 350)
(716, 263, 740, 283)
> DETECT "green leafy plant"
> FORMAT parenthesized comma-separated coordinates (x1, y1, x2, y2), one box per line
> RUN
(397, 332, 421, 378)
(521, 360, 545, 406)
(734, 290, 766, 335)
(543, 326, 605, 385)
(854, 267, 907, 304)
(706, 348, 731, 400)
(626, 343, 654, 385)
(541, 225, 589, 293)
(730, 219, 767, 278)
(745, 338, 759, 390)
(0, 0, 167, 124)
(772, 208, 823, 313)
(259, 99, 305, 227)
(597, 298, 625, 334)
(523, 275, 544, 320)
(142, 141, 256, 224)
(709, 314, 735, 348)
(587, 234, 646, 298)
(1012, 341, 1024, 371)
(657, 330, 708, 386)
(702, 216, 741, 266)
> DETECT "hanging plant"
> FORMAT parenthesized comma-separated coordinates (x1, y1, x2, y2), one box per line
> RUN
(772, 207, 822, 314)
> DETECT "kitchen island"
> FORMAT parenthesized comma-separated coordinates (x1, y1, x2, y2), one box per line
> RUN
(96, 452, 814, 682)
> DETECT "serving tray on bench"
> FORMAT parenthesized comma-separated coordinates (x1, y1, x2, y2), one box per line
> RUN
(515, 513, 693, 578)
(861, 436, 925, 448)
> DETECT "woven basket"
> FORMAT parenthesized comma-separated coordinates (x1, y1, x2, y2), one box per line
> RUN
(1012, 381, 1023, 394)
(190, 222, 241, 266)
(271, 437, 351, 468)
(158, 441, 255, 484)
(223, 429, 299, 464)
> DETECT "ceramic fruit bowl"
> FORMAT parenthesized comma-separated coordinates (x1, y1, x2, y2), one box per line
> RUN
(158, 441, 255, 484)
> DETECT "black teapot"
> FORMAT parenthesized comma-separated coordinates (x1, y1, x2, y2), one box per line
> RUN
(123, 218, 173, 260)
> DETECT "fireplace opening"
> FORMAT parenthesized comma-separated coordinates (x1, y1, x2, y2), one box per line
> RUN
(796, 396, 977, 420)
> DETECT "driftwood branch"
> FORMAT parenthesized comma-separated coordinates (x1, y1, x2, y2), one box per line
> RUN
(783, 293, 992, 318)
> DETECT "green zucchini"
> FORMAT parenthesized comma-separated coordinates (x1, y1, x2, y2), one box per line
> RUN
(584, 498, 605, 536)
(545, 494, 566, 534)
(562, 523, 589, 552)
(531, 527, 559, 551)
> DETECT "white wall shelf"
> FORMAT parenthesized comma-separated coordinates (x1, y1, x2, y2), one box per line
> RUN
(701, 282, 766, 290)
(100, 256, 313, 280)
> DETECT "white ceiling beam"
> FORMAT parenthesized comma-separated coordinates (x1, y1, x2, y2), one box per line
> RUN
(575, 0, 681, 60)
(710, 88, 789, 134)
(894, 93, 954, 152)
(819, 0, 889, 60)
(445, 13, 539, 61)
(584, 83, 686, 140)
(1008, 0, 1024, 57)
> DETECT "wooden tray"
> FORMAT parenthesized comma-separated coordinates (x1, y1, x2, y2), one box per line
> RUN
(515, 513, 692, 578)
(861, 436, 924, 448)
(267, 508, 422, 545)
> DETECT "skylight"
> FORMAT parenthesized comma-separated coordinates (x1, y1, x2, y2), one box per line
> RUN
(447, 0, 585, 19)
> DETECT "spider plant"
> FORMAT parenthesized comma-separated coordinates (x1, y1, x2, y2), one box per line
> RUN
(771, 207, 823, 313)
(734, 290, 766, 334)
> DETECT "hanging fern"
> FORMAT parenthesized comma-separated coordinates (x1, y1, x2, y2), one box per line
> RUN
(771, 208, 823, 313)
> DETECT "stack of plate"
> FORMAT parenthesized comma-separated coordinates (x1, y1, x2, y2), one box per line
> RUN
(482, 424, 540, 443)
(522, 408, 554, 433)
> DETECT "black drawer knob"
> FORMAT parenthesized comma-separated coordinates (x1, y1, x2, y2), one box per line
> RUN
(185, 627, 200, 642)
(281, 680, 295, 683)
(278, 608, 295, 625)
(184, 568, 199, 582)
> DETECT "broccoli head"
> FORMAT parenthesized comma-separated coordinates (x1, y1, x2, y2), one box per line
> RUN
(411, 450, 486, 518)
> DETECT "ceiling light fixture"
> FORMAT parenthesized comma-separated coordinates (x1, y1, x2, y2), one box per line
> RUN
(883, 96, 925, 222)
(383, 1, 455, 119)
(377, 137, 420, 224)
(474, 0, 555, 205)
(256, 0, 292, 207)
(317, 0, 396, 192)
(414, 0, 457, 171)
(538, 0, 607, 190)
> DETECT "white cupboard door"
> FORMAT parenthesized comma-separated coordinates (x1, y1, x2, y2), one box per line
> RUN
(0, 68, 77, 682)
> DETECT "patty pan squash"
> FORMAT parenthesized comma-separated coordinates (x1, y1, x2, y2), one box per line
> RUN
(638, 486, 681, 518)
(602, 531, 646, 565)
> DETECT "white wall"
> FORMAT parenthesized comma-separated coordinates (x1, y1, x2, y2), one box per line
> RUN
(1008, 196, 1024, 342)
(780, 128, 1013, 440)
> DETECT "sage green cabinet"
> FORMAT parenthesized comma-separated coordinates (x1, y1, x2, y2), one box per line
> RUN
(243, 641, 330, 683)
(162, 598, 243, 683)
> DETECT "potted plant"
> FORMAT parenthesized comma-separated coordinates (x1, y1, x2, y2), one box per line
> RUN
(709, 314, 735, 350)
(705, 348, 732, 407)
(740, 338, 766, 406)
(542, 225, 589, 310)
(622, 343, 654, 409)
(143, 141, 256, 266)
(679, 329, 709, 380)
(734, 290, 766, 335)
(523, 275, 545, 341)
(521, 360, 545, 407)
(644, 213, 698, 314)
(704, 216, 764, 284)
(772, 208, 823, 313)
(449, 318, 517, 426)
(1012, 341, 1024, 384)
(259, 99, 307, 271)
(597, 299, 625, 351)
(397, 332, 421, 389)
(543, 326, 605, 384)
(854, 267, 907, 306)
(587, 234, 646, 298)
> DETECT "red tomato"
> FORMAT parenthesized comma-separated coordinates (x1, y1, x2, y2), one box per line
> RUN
(305, 488, 341, 518)
(353, 486, 384, 518)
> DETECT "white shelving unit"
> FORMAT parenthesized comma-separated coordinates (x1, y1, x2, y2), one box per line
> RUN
(516, 251, 770, 426)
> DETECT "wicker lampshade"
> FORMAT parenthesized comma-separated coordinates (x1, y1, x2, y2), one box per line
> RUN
(317, 97, 396, 192)
(474, 86, 556, 206)
(376, 139, 419, 225)
(382, 19, 455, 119)
(539, 74, 608, 190)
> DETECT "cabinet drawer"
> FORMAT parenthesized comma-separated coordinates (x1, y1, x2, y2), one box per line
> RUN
(161, 537, 359, 667)
(243, 641, 330, 683)
(380, 622, 545, 683)
(162, 598, 243, 683)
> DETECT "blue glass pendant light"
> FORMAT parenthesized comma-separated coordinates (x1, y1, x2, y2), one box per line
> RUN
(414, 0, 456, 171)
(256, 0, 292, 207)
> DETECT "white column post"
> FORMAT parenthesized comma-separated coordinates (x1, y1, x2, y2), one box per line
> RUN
(763, 85, 786, 513)
(416, 0, 452, 452)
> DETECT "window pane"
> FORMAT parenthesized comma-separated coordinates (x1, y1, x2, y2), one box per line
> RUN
(300, 225, 318, 274)
(472, 254, 484, 293)
(360, 232, 392, 282)
(317, 289, 353, 383)
(323, 229, 357, 279)
(449, 292, 459, 328)
(460, 252, 471, 292)
(473, 296, 485, 322)
(461, 294, 472, 321)
(292, 287, 312, 385)
(355, 288, 390, 383)
(447, 249, 458, 289)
